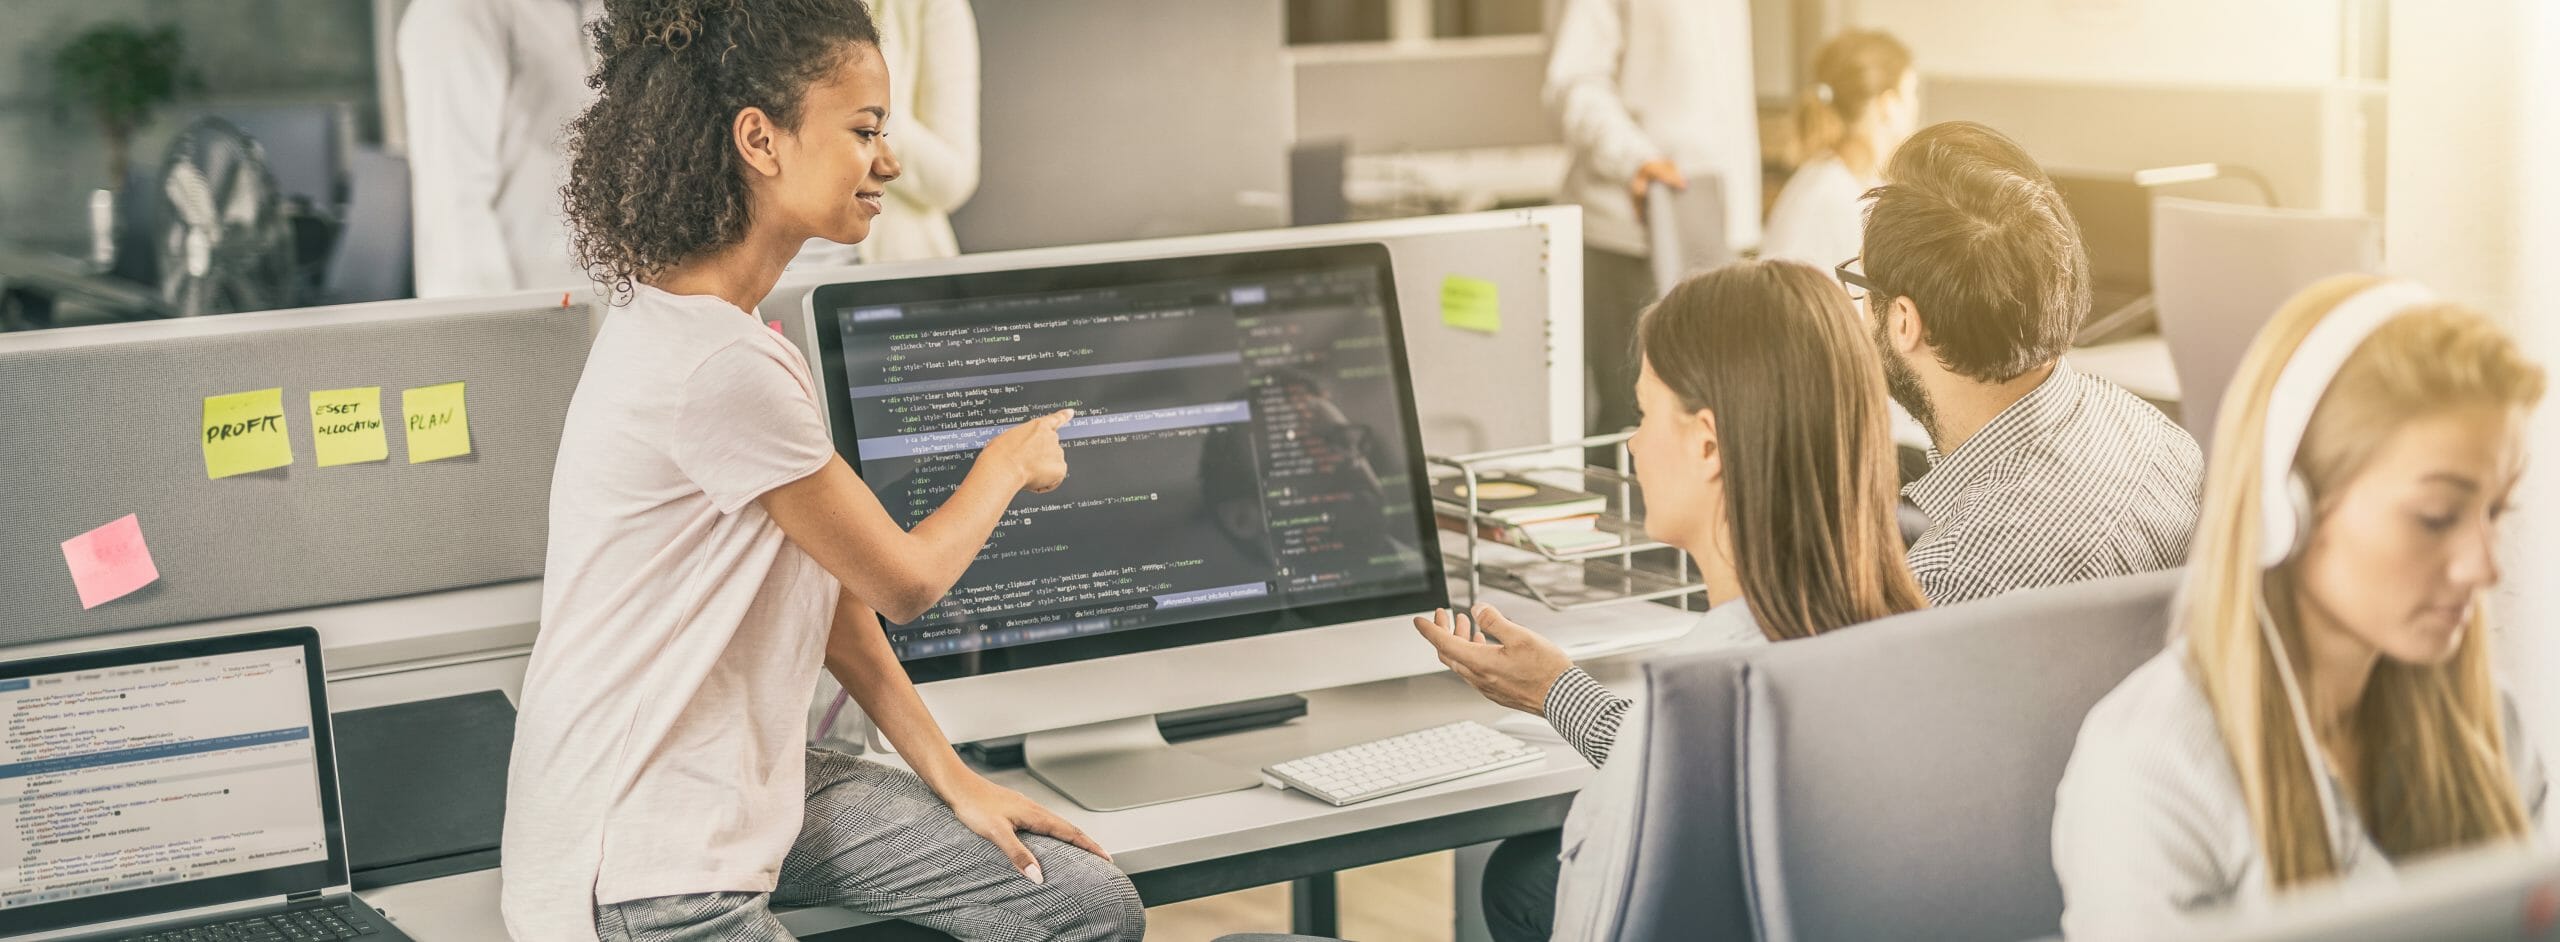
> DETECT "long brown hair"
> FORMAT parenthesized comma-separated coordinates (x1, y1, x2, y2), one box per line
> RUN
(1639, 260, 1928, 641)
(2182, 274, 2543, 887)
(1796, 29, 1913, 159)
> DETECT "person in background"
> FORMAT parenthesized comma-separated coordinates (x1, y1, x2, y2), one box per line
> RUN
(2052, 276, 2547, 938)
(398, 0, 600, 297)
(801, 0, 985, 738)
(1844, 121, 2202, 604)
(1545, 0, 1761, 444)
(400, 0, 926, 299)
(1759, 29, 1918, 268)
(1417, 259, 1928, 942)
(792, 0, 980, 267)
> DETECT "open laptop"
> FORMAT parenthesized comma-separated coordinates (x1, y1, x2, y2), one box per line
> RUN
(2, 627, 413, 941)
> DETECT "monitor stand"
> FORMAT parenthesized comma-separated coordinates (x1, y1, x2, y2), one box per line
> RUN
(1023, 716, 1263, 812)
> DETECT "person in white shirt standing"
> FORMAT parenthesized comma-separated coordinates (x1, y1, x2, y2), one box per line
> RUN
(1546, 0, 1761, 444)
(1759, 29, 1918, 268)
(795, 0, 979, 268)
(501, 2, 1141, 939)
(398, 0, 600, 297)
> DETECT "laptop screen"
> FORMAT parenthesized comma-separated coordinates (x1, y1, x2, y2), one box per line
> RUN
(0, 628, 345, 936)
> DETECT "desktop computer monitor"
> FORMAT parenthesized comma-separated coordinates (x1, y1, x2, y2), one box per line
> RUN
(808, 243, 1451, 809)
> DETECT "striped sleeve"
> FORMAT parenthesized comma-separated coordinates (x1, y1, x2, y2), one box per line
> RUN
(1545, 667, 1632, 768)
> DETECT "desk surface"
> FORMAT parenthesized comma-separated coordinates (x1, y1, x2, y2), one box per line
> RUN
(355, 588, 1721, 940)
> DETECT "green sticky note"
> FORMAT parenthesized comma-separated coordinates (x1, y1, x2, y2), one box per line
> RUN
(402, 381, 473, 464)
(1441, 275, 1501, 334)
(202, 387, 293, 479)
(310, 387, 388, 467)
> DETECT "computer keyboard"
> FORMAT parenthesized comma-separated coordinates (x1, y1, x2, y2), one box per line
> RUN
(121, 902, 379, 941)
(1265, 720, 1544, 806)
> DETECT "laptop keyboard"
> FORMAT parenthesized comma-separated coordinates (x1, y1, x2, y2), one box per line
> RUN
(121, 903, 379, 941)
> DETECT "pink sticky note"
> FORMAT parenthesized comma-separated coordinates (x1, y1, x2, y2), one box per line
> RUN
(767, 320, 784, 333)
(61, 514, 161, 610)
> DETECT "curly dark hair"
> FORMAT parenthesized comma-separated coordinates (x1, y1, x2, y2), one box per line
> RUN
(562, 0, 881, 300)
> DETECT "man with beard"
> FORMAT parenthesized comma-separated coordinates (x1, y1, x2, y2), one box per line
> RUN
(1841, 121, 2201, 604)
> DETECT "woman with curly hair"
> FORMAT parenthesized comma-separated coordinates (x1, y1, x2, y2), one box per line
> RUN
(500, 2, 1142, 939)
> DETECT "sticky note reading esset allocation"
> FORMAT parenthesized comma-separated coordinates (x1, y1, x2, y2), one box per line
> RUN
(403, 381, 472, 463)
(202, 387, 294, 479)
(1440, 275, 1501, 334)
(310, 387, 389, 467)
(61, 513, 160, 610)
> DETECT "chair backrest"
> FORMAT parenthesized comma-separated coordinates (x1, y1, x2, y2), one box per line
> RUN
(1735, 568, 2182, 942)
(2151, 197, 2380, 449)
(1610, 570, 2183, 942)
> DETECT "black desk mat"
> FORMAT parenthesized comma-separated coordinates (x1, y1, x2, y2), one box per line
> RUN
(334, 690, 514, 889)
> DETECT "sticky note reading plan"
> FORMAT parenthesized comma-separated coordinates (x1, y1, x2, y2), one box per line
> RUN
(202, 387, 293, 479)
(61, 513, 160, 610)
(1440, 275, 1501, 334)
(311, 387, 388, 467)
(403, 381, 472, 463)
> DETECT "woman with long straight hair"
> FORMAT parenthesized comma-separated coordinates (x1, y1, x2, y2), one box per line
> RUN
(1418, 258, 1930, 942)
(2053, 274, 2549, 937)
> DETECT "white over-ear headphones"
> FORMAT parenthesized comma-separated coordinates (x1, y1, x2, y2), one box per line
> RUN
(2256, 280, 2438, 567)
(2249, 278, 2434, 866)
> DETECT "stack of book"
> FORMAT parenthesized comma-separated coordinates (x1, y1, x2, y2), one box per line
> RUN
(1432, 474, 1615, 555)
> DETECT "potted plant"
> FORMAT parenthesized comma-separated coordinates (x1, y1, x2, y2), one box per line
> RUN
(52, 21, 197, 267)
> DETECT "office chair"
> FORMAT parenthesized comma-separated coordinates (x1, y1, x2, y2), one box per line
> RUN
(1216, 569, 2180, 942)
(1710, 568, 2180, 942)
(2151, 197, 2380, 451)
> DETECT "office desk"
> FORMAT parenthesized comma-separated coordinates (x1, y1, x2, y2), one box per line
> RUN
(351, 589, 1721, 940)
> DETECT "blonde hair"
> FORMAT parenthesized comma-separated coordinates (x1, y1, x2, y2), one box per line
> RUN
(1794, 30, 1912, 160)
(2181, 274, 2545, 888)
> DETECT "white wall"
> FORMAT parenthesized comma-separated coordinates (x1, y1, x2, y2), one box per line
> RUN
(1845, 0, 2344, 85)
(2383, 0, 2560, 763)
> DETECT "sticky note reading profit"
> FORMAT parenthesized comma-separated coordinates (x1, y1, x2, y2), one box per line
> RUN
(403, 381, 473, 463)
(61, 513, 160, 610)
(202, 387, 293, 479)
(1440, 275, 1501, 334)
(311, 387, 389, 467)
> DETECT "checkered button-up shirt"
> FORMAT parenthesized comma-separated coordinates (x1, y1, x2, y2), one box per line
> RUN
(1903, 360, 2203, 605)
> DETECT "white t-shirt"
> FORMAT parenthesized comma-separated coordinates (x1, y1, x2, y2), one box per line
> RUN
(502, 284, 841, 941)
(2052, 640, 2548, 939)
(1758, 154, 1871, 269)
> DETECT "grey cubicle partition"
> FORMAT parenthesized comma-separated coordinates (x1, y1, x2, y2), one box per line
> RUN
(0, 302, 591, 645)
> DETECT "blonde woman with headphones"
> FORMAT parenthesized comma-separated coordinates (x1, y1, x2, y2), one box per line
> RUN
(2049, 274, 2550, 937)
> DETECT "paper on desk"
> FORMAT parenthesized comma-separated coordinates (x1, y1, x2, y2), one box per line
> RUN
(311, 386, 389, 467)
(1440, 275, 1501, 334)
(61, 513, 160, 610)
(403, 382, 474, 464)
(202, 387, 294, 479)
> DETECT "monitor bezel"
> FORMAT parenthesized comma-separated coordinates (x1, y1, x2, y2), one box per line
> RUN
(810, 242, 1450, 684)
(0, 626, 347, 936)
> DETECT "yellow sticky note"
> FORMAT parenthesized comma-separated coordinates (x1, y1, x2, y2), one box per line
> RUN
(202, 388, 293, 479)
(402, 382, 473, 464)
(1440, 275, 1500, 334)
(310, 387, 388, 467)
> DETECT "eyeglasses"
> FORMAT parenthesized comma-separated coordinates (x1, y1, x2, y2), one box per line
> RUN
(1835, 255, 1875, 304)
